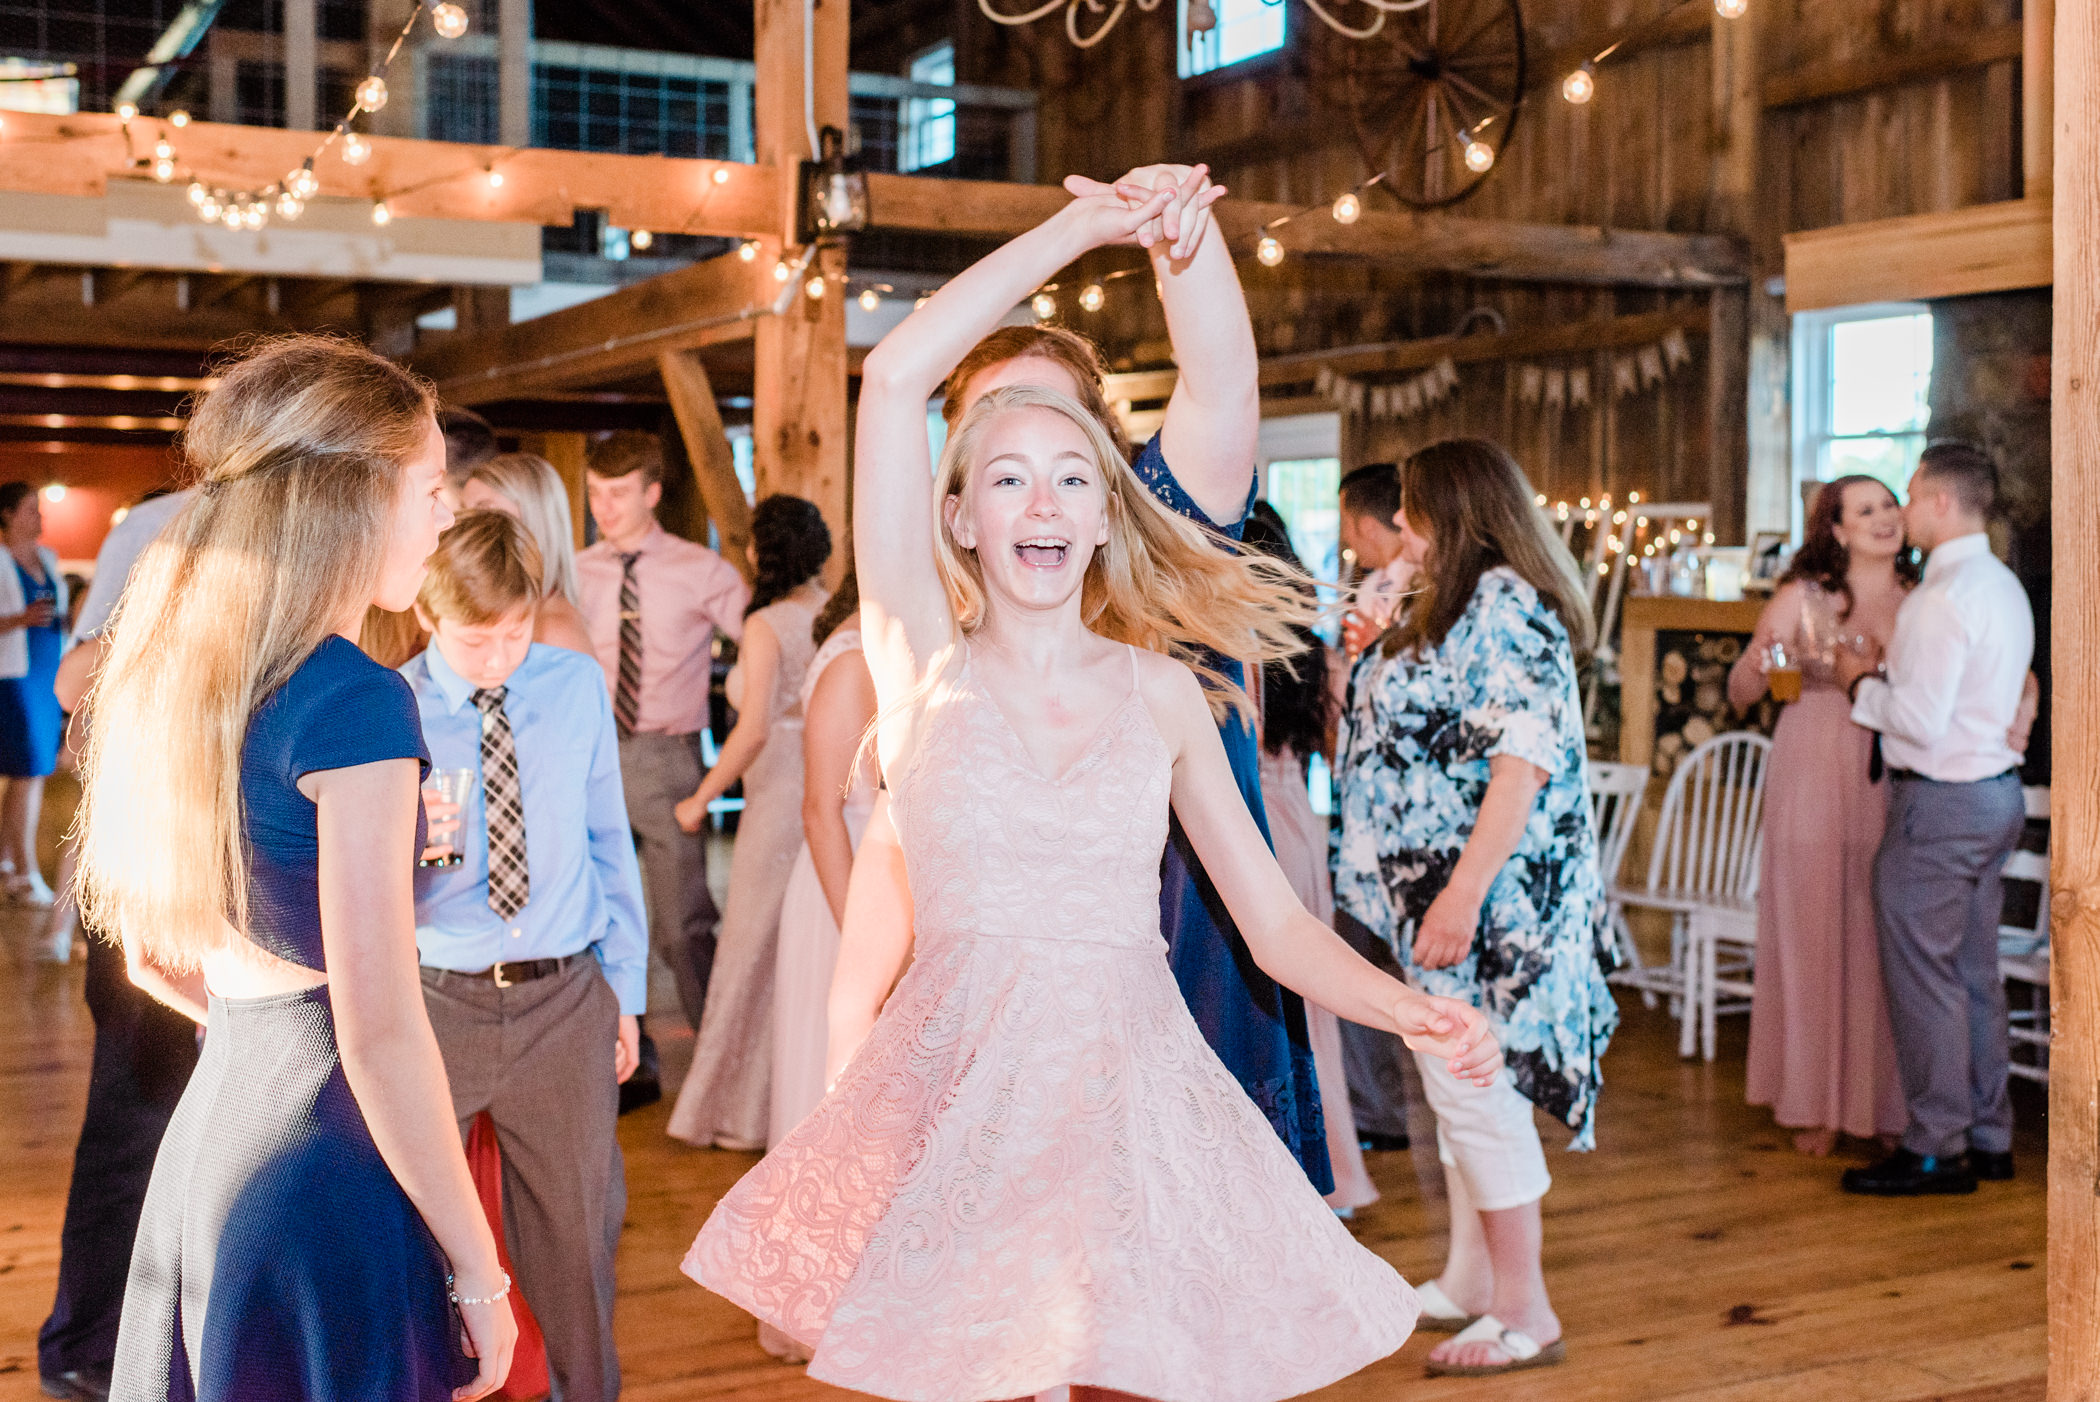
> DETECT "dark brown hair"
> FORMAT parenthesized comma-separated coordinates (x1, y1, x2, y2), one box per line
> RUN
(940, 324, 1133, 461)
(1384, 438, 1596, 660)
(1240, 501, 1333, 760)
(587, 429, 664, 485)
(1779, 473, 1921, 616)
(1914, 438, 1999, 518)
(812, 560, 859, 646)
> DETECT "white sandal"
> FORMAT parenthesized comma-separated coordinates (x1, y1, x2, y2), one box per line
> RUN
(1423, 1313, 1567, 1377)
(1413, 1280, 1479, 1334)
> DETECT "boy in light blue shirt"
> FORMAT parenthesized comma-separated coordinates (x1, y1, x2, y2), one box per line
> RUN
(402, 510, 645, 1402)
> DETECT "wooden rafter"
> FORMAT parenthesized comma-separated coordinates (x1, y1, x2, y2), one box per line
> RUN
(1761, 22, 2023, 110)
(1783, 197, 2051, 312)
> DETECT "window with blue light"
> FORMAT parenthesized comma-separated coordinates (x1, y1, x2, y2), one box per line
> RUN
(900, 41, 956, 172)
(1791, 304, 1934, 511)
(1179, 0, 1285, 78)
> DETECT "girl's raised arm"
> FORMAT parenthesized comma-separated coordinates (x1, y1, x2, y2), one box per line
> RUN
(852, 183, 1178, 704)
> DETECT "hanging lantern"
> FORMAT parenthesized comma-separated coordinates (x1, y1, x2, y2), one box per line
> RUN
(430, 1, 470, 38)
(796, 125, 870, 244)
(1562, 63, 1596, 105)
(1256, 235, 1284, 267)
(355, 75, 388, 113)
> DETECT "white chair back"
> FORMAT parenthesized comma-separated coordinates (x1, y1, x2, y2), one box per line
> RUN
(1639, 731, 1772, 907)
(1587, 761, 1648, 889)
(1999, 785, 2051, 957)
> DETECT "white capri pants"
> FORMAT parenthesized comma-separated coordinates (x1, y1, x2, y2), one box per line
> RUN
(1412, 1047, 1552, 1212)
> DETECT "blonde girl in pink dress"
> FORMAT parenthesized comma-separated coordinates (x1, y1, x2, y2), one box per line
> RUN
(683, 177, 1500, 1402)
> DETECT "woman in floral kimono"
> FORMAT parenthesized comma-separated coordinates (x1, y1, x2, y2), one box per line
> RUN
(1334, 438, 1616, 1380)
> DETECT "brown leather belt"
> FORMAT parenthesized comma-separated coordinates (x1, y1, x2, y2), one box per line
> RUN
(422, 953, 586, 990)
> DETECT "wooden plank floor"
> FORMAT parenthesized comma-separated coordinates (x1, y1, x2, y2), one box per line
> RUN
(0, 895, 2047, 1402)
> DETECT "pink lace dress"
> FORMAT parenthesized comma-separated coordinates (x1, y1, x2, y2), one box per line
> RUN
(683, 647, 1419, 1402)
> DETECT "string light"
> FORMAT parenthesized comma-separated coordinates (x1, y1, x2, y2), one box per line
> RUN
(805, 273, 826, 300)
(153, 158, 175, 182)
(431, 1, 469, 37)
(287, 165, 319, 199)
(186, 181, 207, 205)
(630, 228, 653, 250)
(343, 132, 371, 165)
(1332, 191, 1360, 225)
(276, 191, 304, 217)
(773, 259, 791, 281)
(371, 200, 392, 225)
(116, 103, 137, 121)
(1078, 282, 1106, 313)
(169, 110, 189, 127)
(197, 191, 221, 221)
(1562, 62, 1596, 105)
(41, 484, 65, 504)
(153, 137, 173, 159)
(738, 240, 760, 262)
(484, 167, 503, 188)
(1464, 133, 1495, 173)
(1714, 0, 1747, 15)
(1628, 491, 1641, 503)
(1256, 235, 1284, 267)
(711, 166, 731, 185)
(1030, 291, 1056, 320)
(355, 75, 388, 113)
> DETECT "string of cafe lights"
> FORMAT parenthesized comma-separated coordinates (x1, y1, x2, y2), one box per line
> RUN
(107, 0, 476, 231)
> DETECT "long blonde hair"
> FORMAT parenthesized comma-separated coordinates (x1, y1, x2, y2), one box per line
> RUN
(467, 452, 581, 605)
(934, 385, 1311, 715)
(76, 335, 436, 967)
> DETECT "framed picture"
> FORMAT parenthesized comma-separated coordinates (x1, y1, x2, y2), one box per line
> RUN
(1747, 530, 1790, 585)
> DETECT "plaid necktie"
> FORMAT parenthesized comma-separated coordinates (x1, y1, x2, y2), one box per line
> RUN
(473, 686, 530, 921)
(615, 552, 642, 737)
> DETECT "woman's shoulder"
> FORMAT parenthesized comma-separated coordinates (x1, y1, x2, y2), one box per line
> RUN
(1466, 567, 1562, 639)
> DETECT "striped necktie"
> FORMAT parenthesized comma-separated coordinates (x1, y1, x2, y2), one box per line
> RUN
(615, 551, 642, 736)
(473, 686, 530, 922)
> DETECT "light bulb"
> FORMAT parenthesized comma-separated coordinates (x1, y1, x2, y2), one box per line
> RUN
(277, 192, 304, 218)
(1534, 493, 1547, 506)
(1078, 282, 1105, 313)
(711, 166, 730, 185)
(355, 75, 388, 113)
(116, 102, 137, 122)
(485, 167, 503, 188)
(371, 199, 392, 225)
(1714, 0, 1746, 15)
(287, 166, 319, 199)
(153, 159, 175, 182)
(1464, 137, 1495, 173)
(857, 287, 881, 311)
(169, 109, 190, 127)
(1628, 490, 1641, 503)
(1256, 235, 1284, 267)
(197, 195, 221, 221)
(187, 181, 207, 205)
(219, 202, 243, 229)
(246, 204, 268, 230)
(1332, 191, 1361, 225)
(154, 138, 173, 159)
(431, 1, 469, 37)
(1562, 64, 1596, 105)
(773, 259, 791, 281)
(1030, 291, 1056, 320)
(41, 483, 65, 503)
(738, 240, 758, 262)
(805, 274, 826, 300)
(343, 132, 371, 165)
(630, 228, 653, 251)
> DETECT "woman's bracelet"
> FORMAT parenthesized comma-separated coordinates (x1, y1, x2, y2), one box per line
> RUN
(447, 1270, 512, 1307)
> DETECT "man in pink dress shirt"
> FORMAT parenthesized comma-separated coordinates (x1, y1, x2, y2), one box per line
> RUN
(577, 432, 751, 1038)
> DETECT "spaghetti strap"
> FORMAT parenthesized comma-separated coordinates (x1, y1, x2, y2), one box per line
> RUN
(1126, 642, 1140, 695)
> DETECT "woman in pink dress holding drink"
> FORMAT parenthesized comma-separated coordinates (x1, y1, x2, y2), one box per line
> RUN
(1727, 475, 1914, 1156)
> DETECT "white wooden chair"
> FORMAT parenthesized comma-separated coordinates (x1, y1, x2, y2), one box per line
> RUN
(2001, 785, 2051, 1084)
(1608, 731, 1772, 1058)
(1587, 761, 1650, 974)
(698, 728, 744, 831)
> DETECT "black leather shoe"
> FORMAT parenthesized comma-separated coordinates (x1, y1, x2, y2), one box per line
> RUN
(1967, 1149, 2015, 1182)
(1357, 1129, 1411, 1153)
(1841, 1147, 1977, 1196)
(40, 1366, 112, 1401)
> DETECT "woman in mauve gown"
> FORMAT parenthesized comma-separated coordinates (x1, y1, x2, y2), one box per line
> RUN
(1727, 474, 1914, 1157)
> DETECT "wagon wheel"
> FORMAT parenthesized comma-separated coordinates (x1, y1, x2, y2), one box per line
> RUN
(1329, 0, 1526, 209)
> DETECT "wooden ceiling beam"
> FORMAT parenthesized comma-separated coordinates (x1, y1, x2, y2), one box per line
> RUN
(406, 248, 766, 404)
(1761, 22, 2023, 110)
(1783, 196, 2050, 312)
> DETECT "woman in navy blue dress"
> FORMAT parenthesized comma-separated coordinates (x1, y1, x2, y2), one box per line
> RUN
(825, 164, 1334, 1194)
(75, 337, 517, 1402)
(0, 481, 68, 906)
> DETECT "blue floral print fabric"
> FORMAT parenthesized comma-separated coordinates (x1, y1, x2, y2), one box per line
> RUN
(1333, 566, 1617, 1148)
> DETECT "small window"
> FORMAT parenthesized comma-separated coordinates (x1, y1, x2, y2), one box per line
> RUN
(1791, 304, 1933, 520)
(1179, 0, 1286, 78)
(900, 42, 956, 172)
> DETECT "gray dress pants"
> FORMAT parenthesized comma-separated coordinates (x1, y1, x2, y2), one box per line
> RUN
(1874, 771, 2026, 1159)
(423, 959, 625, 1402)
(619, 730, 719, 1030)
(1333, 908, 1414, 1138)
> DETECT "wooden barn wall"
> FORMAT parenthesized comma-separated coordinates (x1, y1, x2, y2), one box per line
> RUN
(853, 0, 2028, 533)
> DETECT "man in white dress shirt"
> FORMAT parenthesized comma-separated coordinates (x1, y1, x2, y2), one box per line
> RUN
(1836, 442, 2033, 1197)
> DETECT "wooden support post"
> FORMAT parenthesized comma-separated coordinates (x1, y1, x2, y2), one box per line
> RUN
(2028, 0, 2055, 199)
(752, 0, 850, 587)
(515, 431, 589, 552)
(660, 349, 757, 582)
(1708, 2, 1760, 545)
(2050, 6, 2098, 1398)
